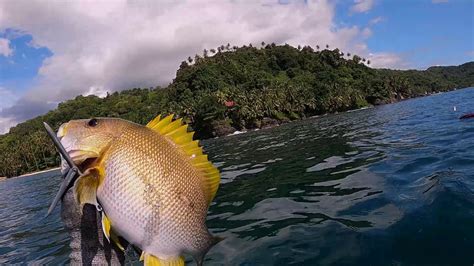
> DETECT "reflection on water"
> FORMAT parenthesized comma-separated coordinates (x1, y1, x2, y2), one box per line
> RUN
(1, 88, 474, 265)
(0, 171, 69, 264)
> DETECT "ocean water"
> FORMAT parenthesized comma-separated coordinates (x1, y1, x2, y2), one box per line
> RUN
(1, 88, 473, 265)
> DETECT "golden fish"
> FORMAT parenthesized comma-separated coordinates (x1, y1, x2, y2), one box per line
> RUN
(57, 115, 221, 265)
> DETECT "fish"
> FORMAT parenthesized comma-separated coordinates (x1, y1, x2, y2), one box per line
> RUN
(56, 115, 222, 265)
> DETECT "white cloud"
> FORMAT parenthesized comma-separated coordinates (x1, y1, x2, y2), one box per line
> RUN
(0, 38, 13, 57)
(351, 0, 374, 13)
(0, 0, 395, 133)
(0, 87, 20, 133)
(83, 86, 108, 98)
(0, 117, 16, 134)
(0, 87, 18, 110)
(369, 16, 384, 25)
(362, 27, 372, 38)
(367, 52, 408, 69)
(432, 0, 448, 3)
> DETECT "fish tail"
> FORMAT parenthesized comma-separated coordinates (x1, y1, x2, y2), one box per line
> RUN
(143, 252, 184, 266)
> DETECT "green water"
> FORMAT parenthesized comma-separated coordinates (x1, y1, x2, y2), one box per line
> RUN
(1, 88, 473, 265)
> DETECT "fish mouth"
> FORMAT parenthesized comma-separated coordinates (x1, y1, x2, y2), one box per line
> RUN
(67, 150, 100, 171)
(44, 121, 101, 218)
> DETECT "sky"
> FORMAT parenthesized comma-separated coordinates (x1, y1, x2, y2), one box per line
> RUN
(0, 0, 473, 134)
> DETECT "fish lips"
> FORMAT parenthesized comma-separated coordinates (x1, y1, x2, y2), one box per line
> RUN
(68, 150, 100, 165)
(66, 150, 101, 171)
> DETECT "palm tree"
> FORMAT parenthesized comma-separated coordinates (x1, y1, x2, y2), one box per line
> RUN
(210, 48, 216, 54)
(367, 60, 371, 65)
(347, 52, 351, 57)
(226, 43, 231, 50)
(261, 41, 266, 47)
(303, 45, 314, 53)
(326, 44, 329, 49)
(203, 49, 208, 57)
(188, 56, 193, 63)
(297, 45, 301, 50)
(352, 55, 361, 63)
(194, 54, 201, 63)
(316, 45, 320, 50)
(179, 61, 188, 69)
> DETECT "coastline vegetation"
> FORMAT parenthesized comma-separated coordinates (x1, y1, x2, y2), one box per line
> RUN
(1, 43, 473, 177)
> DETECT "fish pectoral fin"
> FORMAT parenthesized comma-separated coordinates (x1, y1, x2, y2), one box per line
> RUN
(101, 213, 125, 251)
(110, 232, 125, 252)
(73, 167, 101, 208)
(101, 212, 111, 242)
(143, 253, 185, 266)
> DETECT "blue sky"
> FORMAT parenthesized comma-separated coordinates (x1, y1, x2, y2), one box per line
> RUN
(335, 0, 474, 68)
(0, 0, 472, 133)
(0, 30, 52, 97)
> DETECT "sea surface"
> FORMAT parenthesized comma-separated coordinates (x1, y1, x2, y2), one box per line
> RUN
(1, 88, 473, 265)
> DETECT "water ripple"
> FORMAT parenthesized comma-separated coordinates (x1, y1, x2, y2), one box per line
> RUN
(1, 88, 474, 265)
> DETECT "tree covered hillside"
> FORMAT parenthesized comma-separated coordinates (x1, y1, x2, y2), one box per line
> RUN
(1, 43, 473, 177)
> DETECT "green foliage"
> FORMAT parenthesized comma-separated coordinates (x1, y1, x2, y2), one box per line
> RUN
(1, 44, 473, 177)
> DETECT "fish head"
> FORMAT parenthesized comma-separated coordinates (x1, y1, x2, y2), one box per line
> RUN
(57, 118, 129, 168)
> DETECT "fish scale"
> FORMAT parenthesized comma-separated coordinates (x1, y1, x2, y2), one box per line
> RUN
(58, 116, 221, 265)
(97, 123, 209, 256)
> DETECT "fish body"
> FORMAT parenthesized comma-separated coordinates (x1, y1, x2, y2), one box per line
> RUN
(58, 116, 221, 265)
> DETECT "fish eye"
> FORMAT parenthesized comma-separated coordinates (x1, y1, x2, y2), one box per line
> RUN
(88, 118, 98, 127)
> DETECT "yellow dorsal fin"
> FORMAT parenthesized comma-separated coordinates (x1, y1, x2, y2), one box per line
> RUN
(161, 118, 183, 135)
(146, 114, 162, 129)
(146, 114, 220, 205)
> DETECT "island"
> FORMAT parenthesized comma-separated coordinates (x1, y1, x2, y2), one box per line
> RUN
(0, 43, 473, 177)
